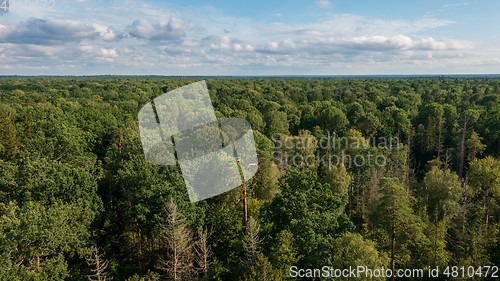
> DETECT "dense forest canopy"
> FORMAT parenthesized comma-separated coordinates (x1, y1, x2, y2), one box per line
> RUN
(0, 77, 499, 280)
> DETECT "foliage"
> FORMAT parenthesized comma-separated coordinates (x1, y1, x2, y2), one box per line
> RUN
(0, 77, 498, 280)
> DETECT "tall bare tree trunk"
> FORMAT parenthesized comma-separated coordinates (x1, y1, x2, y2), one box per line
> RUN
(405, 131, 413, 194)
(436, 117, 443, 160)
(484, 189, 490, 232)
(391, 203, 396, 281)
(433, 211, 438, 265)
(461, 180, 468, 238)
(458, 114, 469, 178)
(244, 183, 248, 233)
(137, 223, 143, 274)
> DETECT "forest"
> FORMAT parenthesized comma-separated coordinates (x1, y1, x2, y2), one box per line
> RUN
(0, 77, 499, 280)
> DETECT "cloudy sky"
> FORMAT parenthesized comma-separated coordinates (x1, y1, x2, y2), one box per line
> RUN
(0, 0, 499, 75)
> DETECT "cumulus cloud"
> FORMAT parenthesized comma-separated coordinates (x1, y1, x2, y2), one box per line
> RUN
(0, 43, 67, 59)
(127, 18, 187, 41)
(0, 1, 492, 75)
(415, 37, 473, 50)
(199, 35, 254, 52)
(79, 44, 119, 61)
(0, 19, 121, 45)
(252, 35, 473, 58)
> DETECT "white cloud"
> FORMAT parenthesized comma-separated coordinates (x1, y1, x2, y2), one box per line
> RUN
(416, 37, 474, 50)
(0, 1, 496, 75)
(442, 2, 470, 8)
(126, 18, 187, 41)
(182, 40, 199, 47)
(315, 0, 331, 8)
(92, 24, 120, 41)
(79, 44, 119, 61)
(0, 19, 121, 45)
(101, 48, 118, 58)
(266, 42, 279, 51)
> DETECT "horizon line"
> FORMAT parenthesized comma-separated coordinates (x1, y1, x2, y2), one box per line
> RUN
(1, 74, 500, 79)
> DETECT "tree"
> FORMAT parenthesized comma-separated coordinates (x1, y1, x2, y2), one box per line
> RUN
(245, 254, 282, 281)
(422, 161, 461, 266)
(264, 169, 353, 267)
(157, 198, 194, 281)
(467, 157, 500, 231)
(252, 131, 280, 199)
(457, 109, 480, 177)
(125, 271, 160, 281)
(242, 217, 262, 270)
(371, 178, 426, 280)
(264, 111, 289, 137)
(246, 111, 264, 132)
(381, 106, 411, 139)
(320, 164, 350, 197)
(332, 233, 388, 280)
(86, 247, 112, 281)
(357, 112, 381, 137)
(0, 106, 18, 160)
(275, 130, 317, 169)
(423, 160, 462, 222)
(269, 230, 300, 278)
(0, 200, 95, 281)
(319, 105, 349, 135)
(194, 227, 212, 279)
(466, 131, 485, 161)
(0, 160, 16, 202)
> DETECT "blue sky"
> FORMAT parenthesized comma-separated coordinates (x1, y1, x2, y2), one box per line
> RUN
(0, 0, 498, 75)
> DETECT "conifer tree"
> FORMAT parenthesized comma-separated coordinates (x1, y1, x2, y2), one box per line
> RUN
(157, 198, 194, 281)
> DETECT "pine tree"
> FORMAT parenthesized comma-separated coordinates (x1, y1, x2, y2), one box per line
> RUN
(371, 178, 426, 281)
(466, 131, 485, 162)
(156, 198, 194, 281)
(194, 227, 212, 279)
(242, 217, 262, 270)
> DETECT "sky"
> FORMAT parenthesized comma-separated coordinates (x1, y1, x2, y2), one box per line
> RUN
(0, 0, 499, 75)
